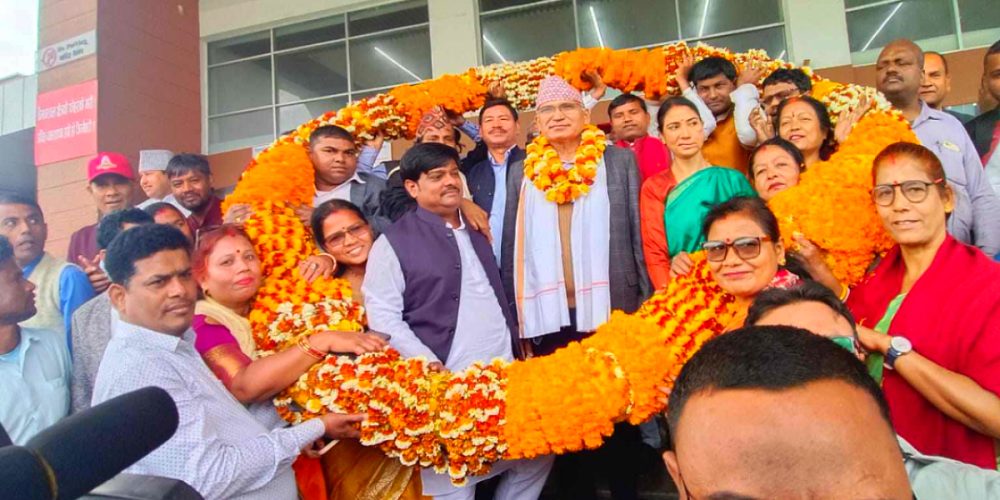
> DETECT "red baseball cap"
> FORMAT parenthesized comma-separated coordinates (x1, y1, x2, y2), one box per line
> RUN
(87, 152, 134, 182)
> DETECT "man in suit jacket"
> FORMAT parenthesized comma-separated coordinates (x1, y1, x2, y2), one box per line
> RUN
(309, 125, 389, 233)
(499, 74, 652, 500)
(966, 40, 1000, 196)
(465, 99, 526, 262)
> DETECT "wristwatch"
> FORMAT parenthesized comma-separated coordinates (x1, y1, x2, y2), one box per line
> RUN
(885, 336, 913, 370)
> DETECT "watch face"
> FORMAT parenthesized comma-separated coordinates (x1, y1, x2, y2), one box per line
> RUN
(890, 336, 912, 353)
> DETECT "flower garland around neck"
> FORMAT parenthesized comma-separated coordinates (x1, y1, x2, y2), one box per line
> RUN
(523, 124, 607, 204)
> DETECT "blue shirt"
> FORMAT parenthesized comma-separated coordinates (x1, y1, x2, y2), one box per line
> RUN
(0, 327, 71, 444)
(488, 146, 516, 262)
(22, 254, 95, 352)
(912, 102, 1000, 256)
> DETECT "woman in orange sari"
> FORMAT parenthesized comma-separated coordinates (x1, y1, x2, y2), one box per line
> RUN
(190, 223, 389, 499)
(310, 199, 427, 500)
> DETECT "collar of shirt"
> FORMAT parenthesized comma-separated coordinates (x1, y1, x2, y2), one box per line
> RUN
(445, 213, 468, 231)
(488, 146, 517, 168)
(21, 253, 45, 278)
(0, 328, 42, 371)
(316, 172, 366, 194)
(912, 101, 944, 128)
(112, 317, 194, 353)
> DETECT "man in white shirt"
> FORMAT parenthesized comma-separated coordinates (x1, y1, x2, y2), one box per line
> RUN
(0, 235, 71, 444)
(92, 223, 364, 499)
(364, 143, 552, 500)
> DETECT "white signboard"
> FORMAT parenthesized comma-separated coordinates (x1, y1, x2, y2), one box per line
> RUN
(37, 31, 97, 72)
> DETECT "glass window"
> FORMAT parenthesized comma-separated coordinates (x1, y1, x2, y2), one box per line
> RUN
(349, 0, 429, 36)
(678, 0, 782, 39)
(480, 1, 576, 65)
(957, 0, 1000, 47)
(274, 16, 346, 50)
(696, 25, 787, 60)
(208, 58, 272, 115)
(207, 4, 431, 152)
(278, 96, 350, 133)
(846, 0, 957, 55)
(576, 0, 679, 49)
(480, 0, 546, 12)
(275, 43, 348, 103)
(208, 109, 274, 153)
(350, 28, 432, 91)
(208, 31, 270, 65)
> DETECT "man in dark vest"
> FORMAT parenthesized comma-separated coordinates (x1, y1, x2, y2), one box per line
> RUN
(363, 142, 552, 500)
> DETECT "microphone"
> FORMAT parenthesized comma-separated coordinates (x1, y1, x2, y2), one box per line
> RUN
(0, 386, 179, 500)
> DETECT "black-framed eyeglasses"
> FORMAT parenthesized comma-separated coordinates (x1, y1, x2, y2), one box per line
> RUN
(702, 236, 772, 262)
(323, 222, 368, 249)
(870, 178, 944, 207)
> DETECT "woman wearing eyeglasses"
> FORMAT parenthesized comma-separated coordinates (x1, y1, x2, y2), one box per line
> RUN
(640, 97, 756, 289)
(848, 142, 1000, 470)
(700, 196, 801, 330)
(309, 199, 427, 500)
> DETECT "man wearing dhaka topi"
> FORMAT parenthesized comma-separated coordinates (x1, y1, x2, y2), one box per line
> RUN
(500, 75, 651, 499)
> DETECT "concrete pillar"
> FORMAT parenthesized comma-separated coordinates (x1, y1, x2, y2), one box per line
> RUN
(428, 0, 480, 77)
(782, 0, 852, 69)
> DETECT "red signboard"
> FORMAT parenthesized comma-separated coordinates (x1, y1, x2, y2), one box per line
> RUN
(34, 80, 98, 166)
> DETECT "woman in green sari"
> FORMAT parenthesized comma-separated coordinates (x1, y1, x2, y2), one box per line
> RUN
(640, 97, 756, 287)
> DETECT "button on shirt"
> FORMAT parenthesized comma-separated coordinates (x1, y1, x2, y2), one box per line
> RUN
(0, 327, 71, 444)
(92, 318, 324, 500)
(488, 146, 515, 262)
(363, 218, 513, 371)
(314, 172, 365, 207)
(912, 102, 1000, 256)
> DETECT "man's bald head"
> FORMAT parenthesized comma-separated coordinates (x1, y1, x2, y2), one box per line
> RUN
(876, 39, 925, 107)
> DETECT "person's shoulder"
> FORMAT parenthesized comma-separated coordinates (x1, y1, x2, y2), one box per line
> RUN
(357, 170, 386, 187)
(69, 223, 96, 238)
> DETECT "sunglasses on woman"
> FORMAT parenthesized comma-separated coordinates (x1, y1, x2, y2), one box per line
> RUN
(870, 178, 944, 207)
(702, 236, 771, 262)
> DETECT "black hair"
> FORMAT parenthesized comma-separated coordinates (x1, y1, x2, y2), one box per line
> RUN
(399, 142, 461, 183)
(0, 191, 42, 216)
(924, 51, 949, 74)
(608, 93, 647, 117)
(656, 96, 702, 132)
(311, 199, 368, 249)
(380, 168, 417, 222)
(415, 128, 463, 150)
(0, 235, 12, 267)
(761, 68, 813, 93)
(309, 125, 355, 148)
(746, 281, 857, 330)
(142, 202, 183, 219)
(749, 137, 806, 178)
(987, 39, 1000, 60)
(702, 196, 779, 242)
(97, 208, 155, 250)
(688, 56, 737, 86)
(775, 95, 836, 160)
(666, 325, 892, 438)
(165, 153, 211, 179)
(105, 224, 191, 286)
(478, 98, 519, 123)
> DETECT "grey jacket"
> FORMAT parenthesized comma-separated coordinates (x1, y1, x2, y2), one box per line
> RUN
(500, 145, 652, 323)
(348, 171, 390, 235)
(69, 292, 113, 413)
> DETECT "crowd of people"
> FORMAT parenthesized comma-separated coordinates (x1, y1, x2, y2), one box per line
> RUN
(2, 37, 1000, 499)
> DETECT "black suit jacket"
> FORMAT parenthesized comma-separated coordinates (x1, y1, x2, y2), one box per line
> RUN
(965, 108, 999, 158)
(347, 171, 390, 234)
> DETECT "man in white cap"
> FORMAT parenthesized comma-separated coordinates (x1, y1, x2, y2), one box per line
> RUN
(135, 149, 189, 216)
(500, 75, 652, 500)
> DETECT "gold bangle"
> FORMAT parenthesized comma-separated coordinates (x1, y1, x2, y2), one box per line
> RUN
(838, 285, 850, 302)
(297, 337, 324, 360)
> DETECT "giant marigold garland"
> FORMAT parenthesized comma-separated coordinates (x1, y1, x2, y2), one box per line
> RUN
(523, 124, 607, 204)
(224, 42, 915, 485)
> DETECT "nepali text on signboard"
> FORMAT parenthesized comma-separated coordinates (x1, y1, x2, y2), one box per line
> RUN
(34, 80, 99, 166)
(37, 30, 97, 72)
